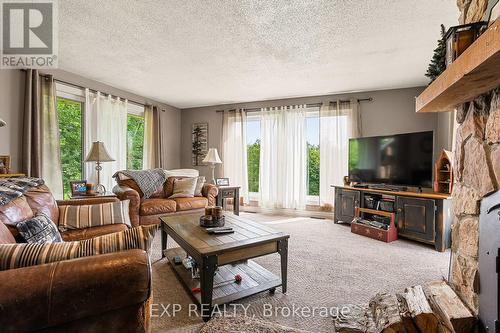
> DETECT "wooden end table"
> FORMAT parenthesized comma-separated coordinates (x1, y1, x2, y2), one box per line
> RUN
(69, 192, 117, 200)
(160, 213, 289, 321)
(216, 186, 240, 215)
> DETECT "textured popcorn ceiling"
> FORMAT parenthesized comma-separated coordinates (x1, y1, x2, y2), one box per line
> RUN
(58, 0, 458, 108)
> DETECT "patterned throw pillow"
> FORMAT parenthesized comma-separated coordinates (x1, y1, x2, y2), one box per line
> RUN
(169, 177, 198, 198)
(58, 200, 131, 231)
(16, 214, 62, 243)
(194, 176, 206, 197)
(0, 224, 157, 271)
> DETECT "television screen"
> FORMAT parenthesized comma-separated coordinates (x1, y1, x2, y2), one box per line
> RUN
(348, 131, 434, 188)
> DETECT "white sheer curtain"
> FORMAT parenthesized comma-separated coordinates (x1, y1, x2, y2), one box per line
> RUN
(319, 99, 361, 207)
(222, 109, 249, 203)
(84, 90, 128, 192)
(259, 105, 307, 210)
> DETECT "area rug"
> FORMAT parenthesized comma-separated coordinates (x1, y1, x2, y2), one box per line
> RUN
(150, 213, 450, 333)
(199, 315, 311, 333)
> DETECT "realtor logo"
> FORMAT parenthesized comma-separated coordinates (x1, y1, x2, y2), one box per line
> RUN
(1, 0, 58, 68)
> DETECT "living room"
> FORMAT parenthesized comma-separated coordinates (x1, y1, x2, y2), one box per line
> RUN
(0, 1, 498, 332)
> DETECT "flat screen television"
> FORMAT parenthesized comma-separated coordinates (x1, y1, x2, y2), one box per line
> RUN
(348, 131, 434, 188)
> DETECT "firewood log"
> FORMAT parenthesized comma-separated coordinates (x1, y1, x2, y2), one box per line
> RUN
(424, 281, 476, 333)
(398, 285, 444, 333)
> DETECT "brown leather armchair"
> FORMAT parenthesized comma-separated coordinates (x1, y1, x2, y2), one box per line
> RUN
(114, 176, 218, 227)
(0, 185, 152, 333)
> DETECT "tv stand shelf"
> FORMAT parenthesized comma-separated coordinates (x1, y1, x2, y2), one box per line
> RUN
(332, 185, 452, 252)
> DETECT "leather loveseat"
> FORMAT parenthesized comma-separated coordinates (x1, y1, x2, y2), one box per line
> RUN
(113, 173, 218, 226)
(0, 185, 152, 333)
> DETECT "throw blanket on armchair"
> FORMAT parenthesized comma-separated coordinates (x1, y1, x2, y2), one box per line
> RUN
(113, 169, 167, 198)
(0, 177, 45, 206)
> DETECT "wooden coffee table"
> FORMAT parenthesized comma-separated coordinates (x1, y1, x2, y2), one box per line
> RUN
(160, 213, 289, 320)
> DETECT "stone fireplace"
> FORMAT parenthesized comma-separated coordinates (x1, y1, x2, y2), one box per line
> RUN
(451, 0, 500, 315)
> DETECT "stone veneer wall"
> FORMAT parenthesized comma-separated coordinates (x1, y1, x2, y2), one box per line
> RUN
(451, 0, 499, 314)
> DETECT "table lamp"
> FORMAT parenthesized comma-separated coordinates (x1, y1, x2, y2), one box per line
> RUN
(85, 141, 115, 194)
(202, 148, 222, 184)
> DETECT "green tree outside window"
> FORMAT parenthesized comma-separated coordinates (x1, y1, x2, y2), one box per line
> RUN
(57, 97, 83, 199)
(127, 114, 145, 170)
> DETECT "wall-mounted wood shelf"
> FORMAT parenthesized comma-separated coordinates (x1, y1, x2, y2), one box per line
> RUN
(416, 20, 500, 113)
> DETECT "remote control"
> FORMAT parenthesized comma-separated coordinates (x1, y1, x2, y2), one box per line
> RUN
(206, 226, 232, 232)
(206, 227, 234, 234)
(210, 229, 234, 234)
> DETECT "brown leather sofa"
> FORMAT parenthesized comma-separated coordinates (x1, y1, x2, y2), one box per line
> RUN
(113, 176, 218, 226)
(0, 185, 152, 333)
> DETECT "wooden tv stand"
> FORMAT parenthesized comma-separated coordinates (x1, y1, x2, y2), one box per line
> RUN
(332, 185, 452, 252)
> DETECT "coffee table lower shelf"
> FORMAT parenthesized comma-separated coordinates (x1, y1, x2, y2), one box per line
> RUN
(166, 247, 282, 306)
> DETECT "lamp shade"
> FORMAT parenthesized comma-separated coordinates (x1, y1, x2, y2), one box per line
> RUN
(0, 119, 6, 127)
(85, 141, 115, 162)
(202, 148, 222, 164)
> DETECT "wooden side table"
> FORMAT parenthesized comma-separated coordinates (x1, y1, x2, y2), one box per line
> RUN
(216, 186, 240, 215)
(69, 192, 117, 200)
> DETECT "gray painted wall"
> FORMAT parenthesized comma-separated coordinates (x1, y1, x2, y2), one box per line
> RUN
(0, 70, 24, 171)
(0, 69, 182, 172)
(180, 86, 449, 180)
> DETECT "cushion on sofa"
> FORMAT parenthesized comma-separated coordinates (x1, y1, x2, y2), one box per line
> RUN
(194, 176, 206, 197)
(61, 224, 129, 241)
(0, 222, 15, 244)
(16, 213, 62, 243)
(169, 177, 197, 199)
(173, 197, 208, 211)
(0, 224, 158, 271)
(58, 200, 131, 231)
(140, 198, 177, 216)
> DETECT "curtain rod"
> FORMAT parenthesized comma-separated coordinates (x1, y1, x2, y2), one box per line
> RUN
(54, 79, 146, 107)
(215, 97, 372, 113)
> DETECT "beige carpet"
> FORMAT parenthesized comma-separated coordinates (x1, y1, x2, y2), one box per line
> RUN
(150, 213, 450, 333)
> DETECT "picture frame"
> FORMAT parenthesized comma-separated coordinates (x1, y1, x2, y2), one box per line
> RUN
(0, 155, 11, 174)
(192, 123, 208, 166)
(70, 180, 88, 196)
(215, 178, 230, 186)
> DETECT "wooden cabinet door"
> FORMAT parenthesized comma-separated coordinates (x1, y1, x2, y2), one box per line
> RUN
(334, 189, 360, 224)
(396, 197, 436, 243)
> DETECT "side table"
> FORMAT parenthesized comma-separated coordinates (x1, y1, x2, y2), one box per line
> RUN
(69, 192, 117, 200)
(215, 186, 240, 215)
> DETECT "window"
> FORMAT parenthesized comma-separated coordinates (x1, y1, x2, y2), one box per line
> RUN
(57, 96, 84, 199)
(306, 112, 320, 198)
(246, 115, 261, 194)
(126, 103, 145, 170)
(245, 107, 320, 201)
(56, 82, 147, 198)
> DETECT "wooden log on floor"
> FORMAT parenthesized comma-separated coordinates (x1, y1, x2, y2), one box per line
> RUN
(424, 281, 476, 333)
(366, 293, 405, 333)
(332, 304, 368, 333)
(398, 285, 443, 333)
(333, 293, 405, 333)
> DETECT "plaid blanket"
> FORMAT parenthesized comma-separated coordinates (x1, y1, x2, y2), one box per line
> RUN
(0, 177, 45, 206)
(113, 169, 167, 199)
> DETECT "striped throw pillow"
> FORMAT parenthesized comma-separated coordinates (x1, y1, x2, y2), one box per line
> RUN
(0, 224, 157, 271)
(58, 200, 131, 231)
